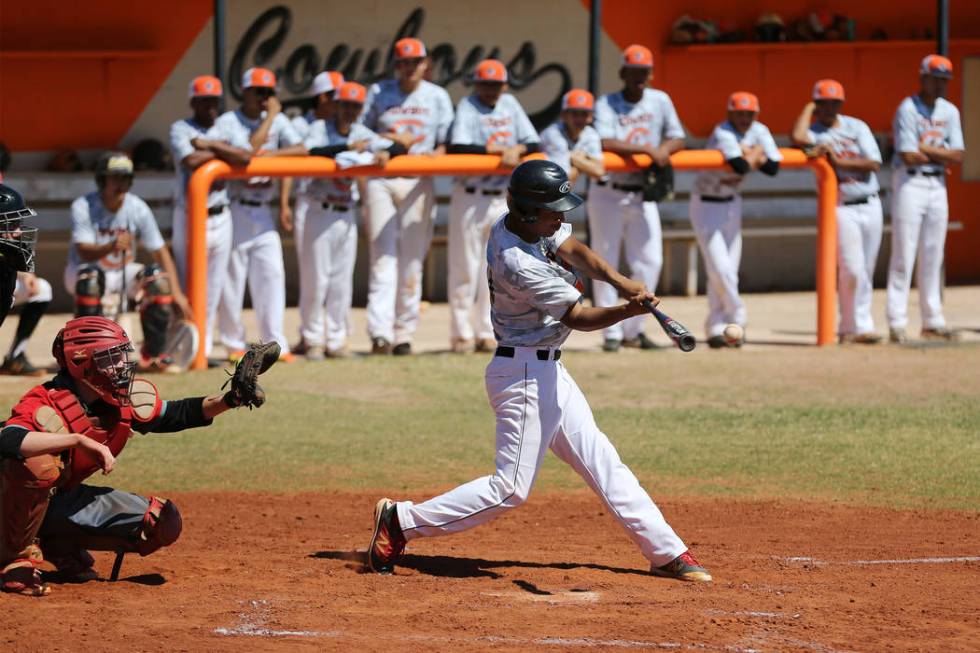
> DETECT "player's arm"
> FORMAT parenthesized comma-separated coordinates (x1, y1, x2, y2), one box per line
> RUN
(918, 144, 963, 165)
(826, 152, 881, 172)
(560, 295, 654, 332)
(1, 425, 115, 473)
(557, 235, 646, 298)
(279, 178, 294, 232)
(75, 241, 119, 262)
(569, 150, 604, 178)
(133, 393, 231, 435)
(791, 102, 817, 146)
(190, 139, 252, 167)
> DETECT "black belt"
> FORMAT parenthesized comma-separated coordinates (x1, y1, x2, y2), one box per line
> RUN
(843, 195, 876, 206)
(699, 195, 734, 203)
(464, 187, 503, 196)
(907, 168, 943, 177)
(321, 202, 351, 212)
(595, 179, 644, 192)
(207, 204, 228, 216)
(495, 346, 561, 361)
(236, 198, 267, 207)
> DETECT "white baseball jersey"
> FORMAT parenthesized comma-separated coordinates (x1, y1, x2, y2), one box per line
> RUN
(808, 115, 882, 201)
(213, 109, 304, 202)
(168, 118, 230, 211)
(540, 122, 603, 176)
(291, 111, 316, 140)
(693, 120, 782, 198)
(301, 120, 391, 205)
(361, 79, 453, 155)
(892, 95, 963, 174)
(451, 94, 539, 190)
(67, 192, 165, 276)
(487, 218, 583, 348)
(594, 89, 685, 185)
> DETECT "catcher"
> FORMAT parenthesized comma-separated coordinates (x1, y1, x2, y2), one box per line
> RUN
(0, 316, 279, 596)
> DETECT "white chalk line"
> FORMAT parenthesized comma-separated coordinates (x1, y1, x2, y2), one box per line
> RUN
(482, 589, 601, 603)
(778, 555, 980, 567)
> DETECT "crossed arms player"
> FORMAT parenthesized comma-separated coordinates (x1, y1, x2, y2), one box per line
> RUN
(368, 160, 710, 582)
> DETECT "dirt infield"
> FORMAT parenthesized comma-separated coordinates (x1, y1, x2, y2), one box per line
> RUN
(4, 491, 977, 652)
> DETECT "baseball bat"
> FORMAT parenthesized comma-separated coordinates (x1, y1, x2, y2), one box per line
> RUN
(642, 300, 696, 352)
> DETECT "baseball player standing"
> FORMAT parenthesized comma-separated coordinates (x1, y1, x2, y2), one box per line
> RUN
(361, 38, 454, 355)
(886, 55, 965, 343)
(446, 59, 540, 354)
(540, 89, 606, 184)
(792, 80, 884, 344)
(692, 92, 781, 348)
(590, 45, 685, 352)
(368, 159, 710, 583)
(169, 75, 252, 359)
(213, 68, 307, 359)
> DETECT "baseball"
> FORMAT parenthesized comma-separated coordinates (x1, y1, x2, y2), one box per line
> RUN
(722, 324, 743, 345)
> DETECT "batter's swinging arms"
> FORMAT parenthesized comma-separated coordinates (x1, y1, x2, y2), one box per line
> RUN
(368, 160, 710, 582)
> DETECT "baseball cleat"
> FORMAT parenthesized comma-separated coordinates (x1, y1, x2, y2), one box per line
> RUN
(888, 328, 908, 344)
(920, 327, 958, 341)
(368, 498, 406, 574)
(650, 550, 712, 582)
(602, 338, 621, 352)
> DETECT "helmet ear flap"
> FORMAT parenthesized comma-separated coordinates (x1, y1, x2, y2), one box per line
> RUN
(506, 195, 538, 223)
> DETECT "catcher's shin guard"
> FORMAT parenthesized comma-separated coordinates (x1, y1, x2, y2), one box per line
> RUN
(0, 455, 62, 566)
(137, 264, 174, 358)
(74, 264, 105, 317)
(137, 496, 182, 556)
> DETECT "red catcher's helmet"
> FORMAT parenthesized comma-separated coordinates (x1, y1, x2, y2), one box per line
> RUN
(53, 316, 137, 406)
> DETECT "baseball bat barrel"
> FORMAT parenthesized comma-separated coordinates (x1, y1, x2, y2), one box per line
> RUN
(642, 300, 696, 352)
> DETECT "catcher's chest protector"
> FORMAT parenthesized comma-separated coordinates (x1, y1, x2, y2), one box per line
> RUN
(44, 389, 133, 487)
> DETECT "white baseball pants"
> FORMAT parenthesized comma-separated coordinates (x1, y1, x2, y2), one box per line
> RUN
(689, 195, 746, 338)
(447, 186, 505, 343)
(298, 198, 357, 350)
(887, 171, 949, 330)
(171, 205, 233, 356)
(364, 177, 435, 345)
(837, 196, 883, 336)
(395, 349, 688, 567)
(220, 203, 288, 352)
(586, 184, 662, 342)
(13, 275, 52, 306)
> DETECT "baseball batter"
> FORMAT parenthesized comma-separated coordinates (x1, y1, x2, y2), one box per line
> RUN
(540, 89, 605, 184)
(213, 67, 307, 358)
(692, 92, 781, 348)
(0, 184, 43, 371)
(590, 44, 685, 352)
(792, 80, 884, 344)
(446, 59, 540, 354)
(298, 82, 404, 359)
(368, 160, 710, 583)
(2, 272, 52, 375)
(361, 38, 454, 355)
(887, 55, 964, 343)
(169, 75, 252, 358)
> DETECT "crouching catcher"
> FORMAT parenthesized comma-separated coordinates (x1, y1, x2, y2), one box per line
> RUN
(0, 317, 279, 596)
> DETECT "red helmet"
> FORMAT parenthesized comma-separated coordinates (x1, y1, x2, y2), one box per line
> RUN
(53, 316, 136, 406)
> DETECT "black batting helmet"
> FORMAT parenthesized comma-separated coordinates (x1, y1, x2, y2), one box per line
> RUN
(507, 160, 583, 223)
(0, 184, 38, 272)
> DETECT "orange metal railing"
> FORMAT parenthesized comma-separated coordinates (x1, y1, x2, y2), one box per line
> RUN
(186, 149, 836, 369)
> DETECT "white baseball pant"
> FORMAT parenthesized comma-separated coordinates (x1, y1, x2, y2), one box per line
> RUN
(364, 177, 435, 345)
(447, 186, 505, 343)
(220, 203, 288, 352)
(586, 184, 662, 342)
(837, 195, 883, 336)
(689, 195, 746, 338)
(13, 275, 53, 307)
(395, 348, 688, 567)
(887, 170, 949, 330)
(171, 205, 233, 356)
(298, 199, 357, 350)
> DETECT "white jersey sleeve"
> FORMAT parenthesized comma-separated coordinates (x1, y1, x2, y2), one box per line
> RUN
(435, 86, 454, 146)
(947, 102, 965, 150)
(70, 196, 96, 245)
(712, 125, 743, 160)
(540, 123, 572, 174)
(893, 98, 921, 155)
(757, 123, 782, 162)
(855, 119, 883, 163)
(661, 93, 685, 141)
(274, 113, 304, 148)
(593, 96, 616, 140)
(511, 97, 540, 145)
(449, 97, 483, 145)
(169, 119, 197, 165)
(577, 125, 603, 159)
(129, 195, 165, 253)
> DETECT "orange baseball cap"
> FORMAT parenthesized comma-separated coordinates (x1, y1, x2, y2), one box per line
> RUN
(394, 38, 426, 60)
(562, 88, 594, 111)
(336, 81, 367, 104)
(189, 75, 223, 98)
(622, 44, 654, 68)
(920, 54, 953, 79)
(327, 71, 345, 90)
(242, 67, 276, 89)
(727, 91, 760, 112)
(812, 79, 845, 101)
(474, 59, 508, 83)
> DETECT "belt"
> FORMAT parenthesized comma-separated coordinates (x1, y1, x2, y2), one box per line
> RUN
(321, 202, 351, 212)
(843, 195, 876, 206)
(464, 187, 503, 196)
(495, 346, 562, 361)
(236, 198, 267, 207)
(595, 179, 643, 192)
(699, 195, 734, 203)
(207, 204, 228, 216)
(907, 168, 943, 177)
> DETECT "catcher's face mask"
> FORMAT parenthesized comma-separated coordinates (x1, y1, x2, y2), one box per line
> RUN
(0, 207, 38, 273)
(91, 342, 138, 406)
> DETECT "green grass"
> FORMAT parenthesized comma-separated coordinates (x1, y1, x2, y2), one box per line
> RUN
(6, 349, 978, 509)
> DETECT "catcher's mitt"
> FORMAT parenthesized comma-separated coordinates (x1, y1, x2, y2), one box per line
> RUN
(221, 341, 281, 409)
(642, 162, 675, 202)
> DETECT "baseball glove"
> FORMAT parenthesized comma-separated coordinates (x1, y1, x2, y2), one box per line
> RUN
(642, 162, 675, 202)
(221, 341, 281, 409)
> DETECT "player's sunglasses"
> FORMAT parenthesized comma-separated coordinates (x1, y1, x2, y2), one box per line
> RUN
(252, 88, 276, 97)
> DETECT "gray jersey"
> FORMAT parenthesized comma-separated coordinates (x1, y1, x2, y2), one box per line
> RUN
(451, 94, 539, 190)
(539, 122, 602, 177)
(892, 95, 964, 174)
(594, 88, 685, 185)
(486, 218, 583, 348)
(301, 120, 391, 204)
(68, 192, 165, 276)
(694, 120, 782, 198)
(808, 114, 882, 201)
(213, 109, 304, 202)
(168, 118, 230, 211)
(361, 79, 453, 155)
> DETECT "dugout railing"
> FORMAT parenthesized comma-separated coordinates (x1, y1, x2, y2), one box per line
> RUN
(187, 150, 837, 369)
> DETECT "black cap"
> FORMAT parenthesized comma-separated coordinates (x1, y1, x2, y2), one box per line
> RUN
(508, 159, 583, 213)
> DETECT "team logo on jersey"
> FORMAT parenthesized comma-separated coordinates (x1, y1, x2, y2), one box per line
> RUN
(625, 127, 651, 145)
(391, 119, 426, 145)
(559, 181, 570, 194)
(486, 131, 514, 147)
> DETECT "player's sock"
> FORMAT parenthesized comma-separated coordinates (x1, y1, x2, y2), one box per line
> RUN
(7, 300, 48, 358)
